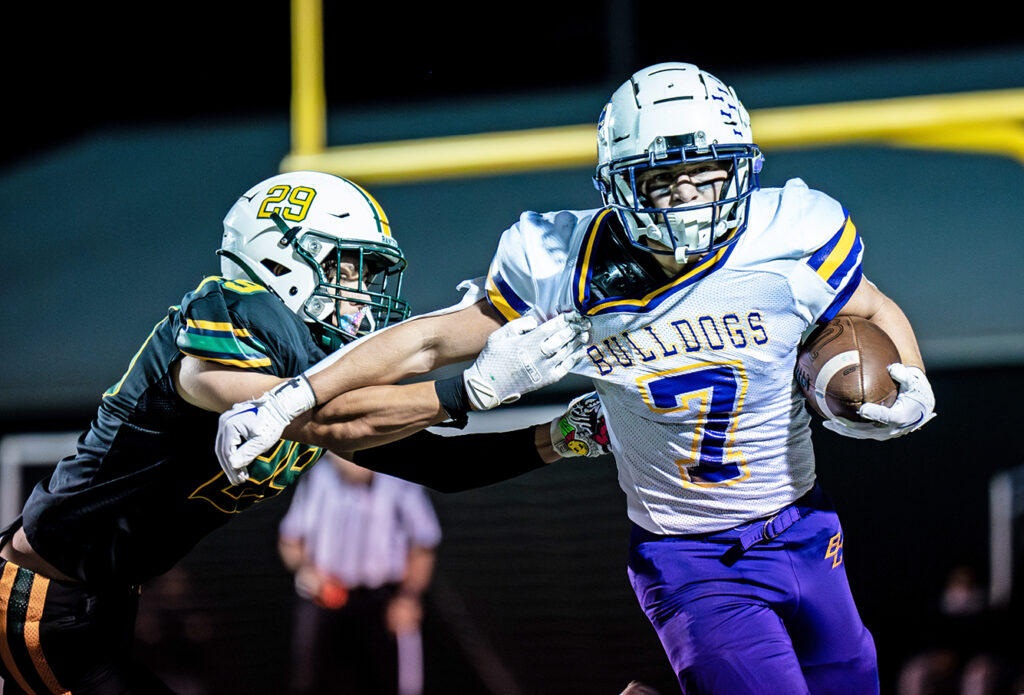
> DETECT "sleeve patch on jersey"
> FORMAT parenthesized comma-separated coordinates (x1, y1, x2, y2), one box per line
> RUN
(485, 270, 529, 322)
(807, 215, 863, 290)
(177, 318, 273, 368)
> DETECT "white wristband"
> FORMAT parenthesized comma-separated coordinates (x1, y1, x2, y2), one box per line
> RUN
(268, 375, 317, 419)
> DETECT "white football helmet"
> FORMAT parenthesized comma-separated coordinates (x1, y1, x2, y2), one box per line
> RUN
(595, 62, 763, 263)
(219, 171, 409, 350)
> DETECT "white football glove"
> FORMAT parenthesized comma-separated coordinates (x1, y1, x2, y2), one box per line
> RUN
(550, 391, 611, 458)
(822, 363, 936, 441)
(463, 312, 591, 411)
(215, 375, 317, 484)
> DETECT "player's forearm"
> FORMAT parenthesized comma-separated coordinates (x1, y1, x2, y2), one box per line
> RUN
(352, 426, 552, 492)
(535, 422, 560, 463)
(287, 381, 448, 452)
(304, 300, 502, 405)
(839, 278, 925, 371)
(865, 297, 924, 371)
(173, 357, 285, 413)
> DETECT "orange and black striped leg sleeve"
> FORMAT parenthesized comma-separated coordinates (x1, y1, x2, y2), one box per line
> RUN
(1, 563, 69, 695)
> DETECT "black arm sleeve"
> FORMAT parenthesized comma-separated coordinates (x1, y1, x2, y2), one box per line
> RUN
(351, 427, 547, 493)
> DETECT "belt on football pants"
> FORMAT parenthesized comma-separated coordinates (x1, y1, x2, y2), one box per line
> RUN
(720, 487, 822, 566)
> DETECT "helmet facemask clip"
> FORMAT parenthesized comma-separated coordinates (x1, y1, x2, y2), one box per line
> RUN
(269, 211, 303, 249)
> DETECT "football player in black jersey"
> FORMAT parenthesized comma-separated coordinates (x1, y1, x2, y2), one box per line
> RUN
(0, 171, 590, 694)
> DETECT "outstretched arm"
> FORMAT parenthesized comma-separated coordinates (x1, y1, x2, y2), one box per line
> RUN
(306, 299, 504, 403)
(211, 309, 592, 483)
(174, 355, 449, 452)
(349, 391, 610, 493)
(289, 381, 449, 453)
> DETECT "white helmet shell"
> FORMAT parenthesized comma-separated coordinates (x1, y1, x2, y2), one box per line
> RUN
(219, 171, 409, 349)
(596, 63, 762, 262)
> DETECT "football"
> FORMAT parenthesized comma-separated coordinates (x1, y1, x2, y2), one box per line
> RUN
(795, 316, 900, 422)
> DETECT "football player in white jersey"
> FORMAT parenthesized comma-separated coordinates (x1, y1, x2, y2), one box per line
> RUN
(217, 63, 936, 694)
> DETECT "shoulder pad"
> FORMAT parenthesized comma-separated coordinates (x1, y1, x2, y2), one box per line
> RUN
(485, 210, 590, 321)
(177, 276, 316, 372)
(586, 215, 665, 303)
(738, 180, 848, 263)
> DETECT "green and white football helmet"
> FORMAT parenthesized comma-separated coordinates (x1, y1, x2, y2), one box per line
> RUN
(219, 171, 409, 351)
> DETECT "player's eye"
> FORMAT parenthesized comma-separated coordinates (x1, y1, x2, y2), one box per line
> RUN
(641, 176, 673, 199)
(337, 267, 361, 287)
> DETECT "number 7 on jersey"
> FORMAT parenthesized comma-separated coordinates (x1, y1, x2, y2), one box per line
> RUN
(637, 361, 750, 487)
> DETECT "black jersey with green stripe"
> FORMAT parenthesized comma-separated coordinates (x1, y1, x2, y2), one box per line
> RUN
(17, 277, 328, 586)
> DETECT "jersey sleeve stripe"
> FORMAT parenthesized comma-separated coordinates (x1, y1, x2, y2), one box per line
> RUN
(825, 233, 863, 289)
(807, 215, 862, 289)
(184, 319, 264, 342)
(574, 208, 615, 309)
(177, 328, 272, 368)
(485, 271, 528, 322)
(819, 265, 864, 322)
(185, 319, 253, 335)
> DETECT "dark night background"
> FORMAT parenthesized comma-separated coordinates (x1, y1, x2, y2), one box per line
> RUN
(6, 2, 1021, 167)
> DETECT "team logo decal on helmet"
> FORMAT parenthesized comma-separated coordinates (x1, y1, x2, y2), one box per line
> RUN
(219, 171, 410, 351)
(595, 63, 764, 264)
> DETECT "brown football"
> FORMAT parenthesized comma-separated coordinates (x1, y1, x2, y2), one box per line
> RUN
(795, 316, 900, 422)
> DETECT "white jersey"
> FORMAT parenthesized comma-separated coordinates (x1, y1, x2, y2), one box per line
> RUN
(478, 179, 864, 534)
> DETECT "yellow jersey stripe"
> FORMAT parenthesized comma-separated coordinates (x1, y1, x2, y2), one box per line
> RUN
(576, 209, 613, 304)
(185, 319, 254, 338)
(485, 275, 522, 322)
(815, 218, 857, 284)
(104, 316, 172, 399)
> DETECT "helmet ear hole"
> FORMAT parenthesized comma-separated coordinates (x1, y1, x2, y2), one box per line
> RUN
(261, 259, 291, 277)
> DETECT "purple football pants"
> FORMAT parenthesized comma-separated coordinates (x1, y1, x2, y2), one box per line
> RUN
(628, 486, 878, 695)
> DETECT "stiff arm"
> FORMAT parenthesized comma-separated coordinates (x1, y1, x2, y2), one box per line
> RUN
(173, 356, 451, 453)
(303, 299, 504, 404)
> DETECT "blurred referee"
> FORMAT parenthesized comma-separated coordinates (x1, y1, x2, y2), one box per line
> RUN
(278, 452, 441, 695)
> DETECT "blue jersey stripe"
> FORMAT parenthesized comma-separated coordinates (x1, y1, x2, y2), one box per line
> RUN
(485, 270, 530, 322)
(823, 234, 863, 290)
(807, 213, 854, 272)
(819, 266, 863, 322)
